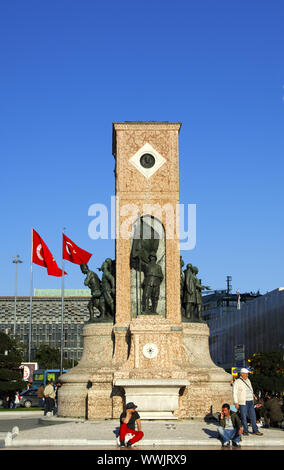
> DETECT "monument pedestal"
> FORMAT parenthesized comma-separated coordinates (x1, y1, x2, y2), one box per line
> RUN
(112, 316, 190, 419)
(114, 316, 187, 372)
(112, 318, 231, 419)
(115, 378, 189, 419)
(180, 322, 232, 418)
(58, 323, 114, 418)
(58, 319, 232, 420)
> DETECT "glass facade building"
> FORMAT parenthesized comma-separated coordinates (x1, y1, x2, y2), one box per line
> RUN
(203, 288, 284, 370)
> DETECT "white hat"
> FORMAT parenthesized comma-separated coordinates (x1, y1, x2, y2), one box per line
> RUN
(240, 368, 249, 374)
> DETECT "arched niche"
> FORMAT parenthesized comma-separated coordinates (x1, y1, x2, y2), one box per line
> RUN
(130, 215, 166, 318)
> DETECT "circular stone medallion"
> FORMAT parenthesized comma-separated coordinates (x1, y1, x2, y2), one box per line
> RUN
(139, 153, 155, 169)
(142, 343, 159, 359)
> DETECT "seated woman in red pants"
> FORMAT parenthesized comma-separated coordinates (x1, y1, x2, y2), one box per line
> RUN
(119, 402, 144, 447)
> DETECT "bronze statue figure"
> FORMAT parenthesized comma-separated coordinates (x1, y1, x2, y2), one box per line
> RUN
(183, 263, 196, 321)
(99, 258, 116, 318)
(80, 263, 105, 322)
(192, 266, 210, 322)
(80, 262, 115, 322)
(180, 256, 185, 317)
(130, 216, 160, 267)
(141, 252, 164, 314)
(130, 215, 164, 316)
(181, 263, 210, 322)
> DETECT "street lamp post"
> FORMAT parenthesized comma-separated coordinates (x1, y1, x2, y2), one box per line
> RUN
(60, 227, 66, 376)
(12, 255, 23, 337)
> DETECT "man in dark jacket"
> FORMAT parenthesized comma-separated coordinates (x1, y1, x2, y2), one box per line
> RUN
(36, 384, 45, 409)
(217, 403, 243, 448)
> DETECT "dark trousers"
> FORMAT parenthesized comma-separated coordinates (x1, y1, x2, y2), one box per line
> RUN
(44, 397, 55, 415)
(38, 398, 45, 409)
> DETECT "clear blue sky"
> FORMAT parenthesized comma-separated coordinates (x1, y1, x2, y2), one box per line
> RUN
(1, 0, 283, 297)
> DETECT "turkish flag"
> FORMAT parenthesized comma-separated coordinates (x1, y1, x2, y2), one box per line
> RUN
(62, 233, 92, 265)
(32, 229, 66, 277)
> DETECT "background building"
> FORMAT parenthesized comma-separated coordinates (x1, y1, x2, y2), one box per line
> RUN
(0, 289, 90, 364)
(2, 282, 284, 372)
(203, 286, 284, 370)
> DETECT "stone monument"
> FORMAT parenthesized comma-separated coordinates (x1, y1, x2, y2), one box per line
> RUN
(58, 121, 232, 420)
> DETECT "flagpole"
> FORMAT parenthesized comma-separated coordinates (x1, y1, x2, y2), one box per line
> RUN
(60, 228, 65, 376)
(28, 228, 33, 362)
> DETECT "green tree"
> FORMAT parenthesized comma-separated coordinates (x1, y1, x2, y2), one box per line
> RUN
(249, 351, 284, 394)
(35, 344, 75, 369)
(35, 345, 61, 369)
(0, 332, 26, 395)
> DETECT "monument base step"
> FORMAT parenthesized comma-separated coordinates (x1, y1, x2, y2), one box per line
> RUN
(138, 412, 178, 420)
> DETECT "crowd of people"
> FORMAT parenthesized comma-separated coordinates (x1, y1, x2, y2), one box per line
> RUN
(1, 393, 20, 409)
(254, 392, 284, 429)
(217, 368, 284, 448)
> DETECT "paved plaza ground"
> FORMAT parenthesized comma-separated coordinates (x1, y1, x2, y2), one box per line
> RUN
(1, 411, 284, 450)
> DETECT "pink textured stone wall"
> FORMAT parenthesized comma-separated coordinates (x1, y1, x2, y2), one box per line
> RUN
(113, 122, 181, 325)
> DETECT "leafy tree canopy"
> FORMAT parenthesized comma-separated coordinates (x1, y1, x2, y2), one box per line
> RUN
(0, 332, 26, 394)
(249, 351, 284, 394)
(35, 344, 75, 369)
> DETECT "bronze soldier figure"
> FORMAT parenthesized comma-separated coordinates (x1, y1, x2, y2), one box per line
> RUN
(80, 263, 105, 322)
(183, 263, 196, 321)
(99, 258, 115, 318)
(180, 256, 185, 317)
(192, 266, 210, 322)
(142, 253, 164, 314)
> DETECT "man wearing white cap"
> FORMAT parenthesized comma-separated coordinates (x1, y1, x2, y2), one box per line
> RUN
(232, 368, 263, 436)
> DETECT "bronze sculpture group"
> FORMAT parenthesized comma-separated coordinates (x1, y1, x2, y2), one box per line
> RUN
(180, 257, 210, 323)
(80, 258, 115, 323)
(80, 216, 209, 323)
(81, 255, 208, 323)
(130, 216, 164, 315)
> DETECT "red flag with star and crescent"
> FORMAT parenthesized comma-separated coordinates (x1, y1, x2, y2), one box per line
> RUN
(32, 229, 66, 277)
(62, 233, 92, 265)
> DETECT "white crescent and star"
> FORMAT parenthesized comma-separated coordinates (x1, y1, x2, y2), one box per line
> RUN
(36, 240, 77, 263)
(66, 241, 76, 255)
(36, 244, 44, 261)
(36, 244, 56, 264)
